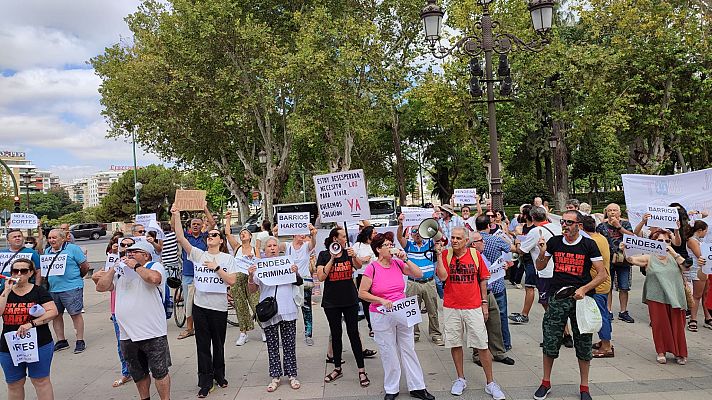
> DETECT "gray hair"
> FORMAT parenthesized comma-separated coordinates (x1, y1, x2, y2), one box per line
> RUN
(264, 236, 280, 246)
(131, 224, 145, 234)
(452, 226, 468, 238)
(49, 229, 67, 240)
(565, 198, 580, 209)
(530, 206, 548, 222)
(579, 202, 592, 214)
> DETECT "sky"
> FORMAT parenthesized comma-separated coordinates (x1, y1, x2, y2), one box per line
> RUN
(0, 0, 163, 182)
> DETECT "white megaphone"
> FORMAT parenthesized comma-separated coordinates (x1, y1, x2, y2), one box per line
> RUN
(418, 218, 443, 242)
(329, 242, 342, 256)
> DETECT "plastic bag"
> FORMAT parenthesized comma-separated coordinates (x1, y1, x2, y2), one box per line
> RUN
(576, 296, 602, 334)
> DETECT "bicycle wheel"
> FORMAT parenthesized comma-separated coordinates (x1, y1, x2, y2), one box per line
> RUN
(226, 291, 239, 327)
(173, 286, 186, 328)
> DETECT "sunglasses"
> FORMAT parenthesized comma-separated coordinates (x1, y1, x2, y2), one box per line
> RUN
(656, 239, 672, 243)
(25, 242, 33, 245)
(11, 268, 31, 275)
(120, 242, 135, 247)
(411, 229, 418, 234)
(560, 219, 578, 226)
(136, 230, 146, 234)
(208, 232, 221, 238)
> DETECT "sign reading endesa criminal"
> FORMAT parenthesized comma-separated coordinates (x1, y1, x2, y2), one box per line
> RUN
(313, 169, 370, 223)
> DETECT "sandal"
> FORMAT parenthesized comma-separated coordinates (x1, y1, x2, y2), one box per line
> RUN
(359, 371, 370, 387)
(369, 330, 374, 337)
(289, 376, 301, 389)
(656, 354, 667, 364)
(178, 329, 195, 340)
(592, 348, 615, 358)
(362, 348, 377, 358)
(676, 356, 687, 365)
(324, 368, 343, 383)
(704, 319, 712, 330)
(325, 355, 346, 364)
(687, 320, 698, 332)
(592, 341, 602, 350)
(266, 377, 280, 392)
(112, 376, 132, 387)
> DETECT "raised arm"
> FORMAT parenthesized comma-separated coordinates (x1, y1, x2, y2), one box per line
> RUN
(95, 267, 116, 292)
(307, 224, 317, 251)
(435, 244, 447, 281)
(396, 214, 407, 249)
(203, 202, 216, 231)
(171, 205, 193, 255)
(224, 211, 240, 250)
(634, 213, 650, 236)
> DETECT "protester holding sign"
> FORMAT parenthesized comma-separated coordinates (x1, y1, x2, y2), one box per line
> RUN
(358, 231, 434, 400)
(1, 229, 41, 290)
(0, 258, 58, 400)
(625, 230, 690, 365)
(172, 206, 237, 398)
(685, 221, 711, 332)
(45, 229, 89, 354)
(248, 237, 304, 392)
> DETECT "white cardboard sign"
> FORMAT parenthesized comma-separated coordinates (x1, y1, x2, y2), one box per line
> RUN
(277, 212, 310, 235)
(135, 213, 157, 227)
(194, 264, 230, 293)
(700, 243, 712, 275)
(487, 256, 507, 284)
(4, 328, 39, 366)
(105, 254, 120, 271)
(313, 169, 371, 223)
(8, 213, 38, 229)
(453, 189, 477, 205)
(402, 208, 433, 226)
(376, 296, 422, 327)
(646, 206, 679, 229)
(622, 234, 667, 257)
(0, 252, 32, 268)
(255, 256, 296, 286)
(39, 254, 67, 276)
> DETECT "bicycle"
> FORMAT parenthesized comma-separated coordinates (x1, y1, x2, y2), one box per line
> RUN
(166, 265, 186, 328)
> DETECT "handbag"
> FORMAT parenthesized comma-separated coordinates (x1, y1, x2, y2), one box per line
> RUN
(255, 285, 279, 323)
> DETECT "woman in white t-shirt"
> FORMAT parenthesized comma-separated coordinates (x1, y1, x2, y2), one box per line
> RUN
(172, 206, 238, 398)
(253, 220, 272, 256)
(352, 226, 376, 336)
(274, 224, 317, 345)
(248, 237, 304, 392)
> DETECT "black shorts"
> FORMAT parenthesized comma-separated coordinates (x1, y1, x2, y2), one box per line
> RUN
(536, 277, 553, 305)
(120, 335, 172, 381)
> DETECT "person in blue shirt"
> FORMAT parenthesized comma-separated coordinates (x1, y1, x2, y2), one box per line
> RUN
(177, 204, 216, 340)
(45, 229, 90, 354)
(397, 213, 443, 346)
(1, 229, 41, 290)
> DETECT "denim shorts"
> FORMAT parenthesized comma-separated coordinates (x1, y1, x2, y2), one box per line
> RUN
(523, 261, 537, 287)
(0, 342, 54, 383)
(610, 264, 632, 291)
(51, 287, 84, 316)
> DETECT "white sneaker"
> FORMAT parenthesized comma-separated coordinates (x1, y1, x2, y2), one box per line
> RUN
(235, 333, 248, 346)
(451, 377, 467, 396)
(261, 331, 267, 342)
(485, 381, 506, 400)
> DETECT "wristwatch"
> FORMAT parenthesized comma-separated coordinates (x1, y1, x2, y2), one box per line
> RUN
(213, 265, 221, 273)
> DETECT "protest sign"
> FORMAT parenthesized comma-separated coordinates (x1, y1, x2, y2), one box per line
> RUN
(701, 243, 712, 275)
(174, 190, 207, 211)
(645, 206, 679, 229)
(4, 328, 39, 366)
(622, 234, 667, 257)
(194, 264, 230, 293)
(313, 169, 370, 223)
(277, 212, 310, 235)
(40, 254, 67, 276)
(8, 213, 38, 229)
(105, 254, 120, 271)
(255, 256, 296, 286)
(0, 252, 31, 267)
(135, 213, 156, 227)
(376, 296, 422, 327)
(113, 262, 139, 281)
(488, 256, 507, 284)
(453, 189, 477, 205)
(401, 208, 433, 226)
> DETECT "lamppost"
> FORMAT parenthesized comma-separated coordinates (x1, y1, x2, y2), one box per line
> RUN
(132, 130, 141, 216)
(420, 0, 555, 210)
(20, 171, 35, 212)
(257, 150, 267, 213)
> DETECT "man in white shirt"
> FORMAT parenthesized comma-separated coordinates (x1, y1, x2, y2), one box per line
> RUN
(96, 240, 171, 400)
(519, 207, 562, 311)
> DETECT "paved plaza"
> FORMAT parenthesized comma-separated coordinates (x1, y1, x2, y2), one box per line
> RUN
(13, 242, 712, 400)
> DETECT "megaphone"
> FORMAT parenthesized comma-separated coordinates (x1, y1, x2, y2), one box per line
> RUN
(329, 242, 342, 256)
(418, 218, 443, 242)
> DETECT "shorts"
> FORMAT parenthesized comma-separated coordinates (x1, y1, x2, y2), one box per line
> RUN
(542, 297, 592, 361)
(182, 275, 195, 318)
(442, 307, 488, 350)
(610, 264, 632, 291)
(51, 287, 84, 316)
(536, 277, 553, 305)
(120, 335, 172, 381)
(524, 261, 537, 287)
(0, 342, 54, 383)
(685, 264, 701, 281)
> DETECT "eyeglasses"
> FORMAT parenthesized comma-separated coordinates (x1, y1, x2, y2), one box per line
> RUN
(560, 219, 578, 226)
(136, 230, 146, 234)
(471, 239, 483, 243)
(381, 242, 394, 248)
(11, 268, 31, 275)
(208, 233, 221, 238)
(411, 229, 418, 234)
(486, 214, 494, 217)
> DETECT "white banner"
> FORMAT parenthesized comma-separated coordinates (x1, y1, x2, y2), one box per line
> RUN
(39, 254, 67, 276)
(622, 169, 712, 240)
(194, 264, 230, 293)
(453, 189, 477, 205)
(105, 254, 120, 271)
(401, 208, 432, 226)
(0, 252, 32, 268)
(255, 256, 296, 286)
(135, 213, 157, 227)
(4, 328, 39, 366)
(313, 169, 371, 223)
(8, 213, 38, 229)
(700, 243, 712, 275)
(646, 205, 679, 229)
(622, 234, 667, 257)
(277, 212, 310, 235)
(375, 296, 422, 327)
(487, 256, 507, 284)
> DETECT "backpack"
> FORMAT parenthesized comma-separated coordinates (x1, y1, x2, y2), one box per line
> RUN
(145, 262, 173, 319)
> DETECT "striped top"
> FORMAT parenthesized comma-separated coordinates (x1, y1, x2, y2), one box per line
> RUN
(404, 239, 435, 279)
(161, 232, 180, 268)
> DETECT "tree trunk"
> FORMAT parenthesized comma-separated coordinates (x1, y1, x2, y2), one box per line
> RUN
(391, 107, 407, 205)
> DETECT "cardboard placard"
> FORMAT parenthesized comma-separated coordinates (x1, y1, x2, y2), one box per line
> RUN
(135, 213, 157, 227)
(174, 190, 207, 211)
(39, 254, 67, 276)
(0, 252, 32, 267)
(401, 208, 433, 226)
(277, 212, 310, 235)
(194, 264, 230, 293)
(255, 256, 296, 286)
(453, 189, 477, 205)
(376, 296, 422, 327)
(645, 206, 679, 229)
(8, 213, 38, 229)
(105, 254, 120, 271)
(622, 234, 667, 257)
(313, 169, 370, 223)
(4, 328, 39, 366)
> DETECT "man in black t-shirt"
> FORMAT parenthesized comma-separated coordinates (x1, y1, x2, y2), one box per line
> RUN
(533, 210, 606, 400)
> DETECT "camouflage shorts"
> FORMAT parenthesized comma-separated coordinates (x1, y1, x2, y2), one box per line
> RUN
(542, 296, 593, 361)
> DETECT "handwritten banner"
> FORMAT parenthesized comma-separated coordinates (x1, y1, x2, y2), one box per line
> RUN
(453, 189, 477, 205)
(313, 169, 370, 223)
(8, 213, 38, 229)
(40, 254, 67, 276)
(376, 296, 422, 327)
(700, 243, 712, 275)
(4, 328, 39, 366)
(622, 234, 667, 257)
(105, 254, 120, 271)
(0, 252, 32, 268)
(401, 208, 433, 226)
(256, 256, 296, 286)
(277, 212, 310, 235)
(174, 190, 207, 211)
(194, 264, 230, 293)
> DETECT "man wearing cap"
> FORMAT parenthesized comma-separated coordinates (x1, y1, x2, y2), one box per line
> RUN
(436, 204, 464, 245)
(397, 213, 443, 346)
(96, 240, 172, 400)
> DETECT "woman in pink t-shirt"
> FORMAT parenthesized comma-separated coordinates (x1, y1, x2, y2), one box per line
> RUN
(358, 232, 435, 400)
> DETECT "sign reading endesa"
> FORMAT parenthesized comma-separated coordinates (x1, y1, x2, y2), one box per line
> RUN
(622, 234, 667, 257)
(277, 212, 310, 235)
(645, 205, 679, 229)
(313, 169, 370, 223)
(453, 189, 477, 205)
(174, 190, 207, 211)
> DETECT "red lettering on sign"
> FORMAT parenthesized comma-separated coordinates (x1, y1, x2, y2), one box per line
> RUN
(347, 198, 361, 212)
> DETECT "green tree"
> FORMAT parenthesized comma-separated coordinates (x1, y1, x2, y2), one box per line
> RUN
(98, 165, 179, 222)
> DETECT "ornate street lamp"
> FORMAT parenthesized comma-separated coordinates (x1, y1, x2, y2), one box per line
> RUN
(420, 0, 555, 210)
(258, 150, 267, 165)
